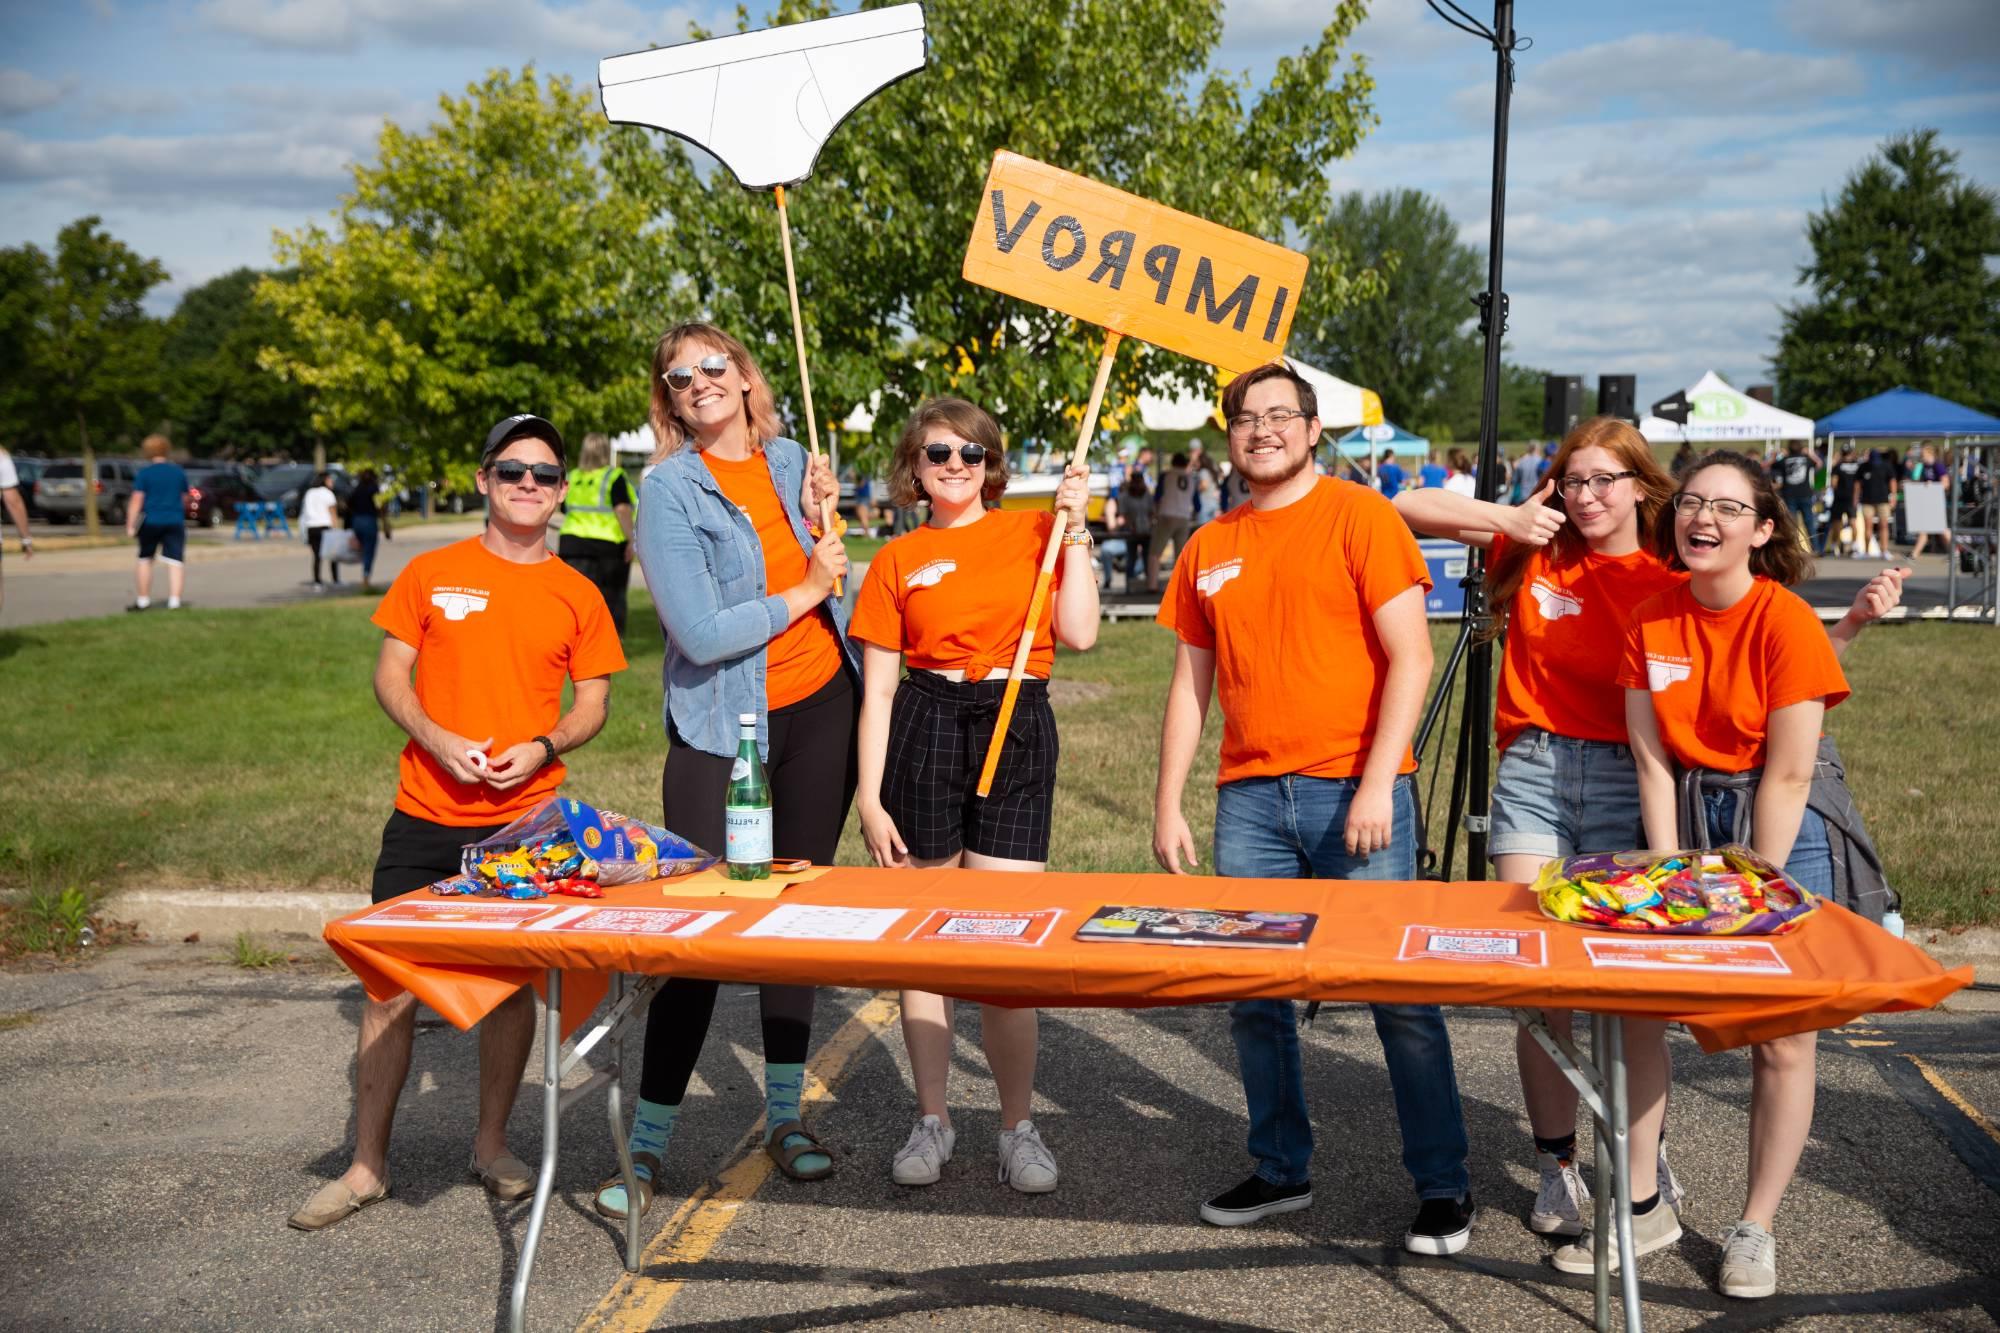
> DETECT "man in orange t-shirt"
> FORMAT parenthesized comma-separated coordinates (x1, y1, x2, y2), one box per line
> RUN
(1153, 363, 1476, 1258)
(290, 414, 628, 1232)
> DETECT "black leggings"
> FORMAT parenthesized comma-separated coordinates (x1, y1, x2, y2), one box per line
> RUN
(639, 668, 859, 1105)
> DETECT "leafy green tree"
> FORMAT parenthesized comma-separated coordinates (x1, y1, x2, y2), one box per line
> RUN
(262, 69, 677, 482)
(0, 218, 167, 533)
(648, 0, 1380, 467)
(162, 268, 315, 459)
(1775, 129, 2000, 419)
(1293, 189, 1481, 439)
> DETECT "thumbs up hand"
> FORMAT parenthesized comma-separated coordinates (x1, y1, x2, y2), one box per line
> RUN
(1504, 477, 1568, 547)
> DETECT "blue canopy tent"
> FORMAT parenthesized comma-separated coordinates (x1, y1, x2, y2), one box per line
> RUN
(1331, 421, 1430, 460)
(1815, 386, 2000, 439)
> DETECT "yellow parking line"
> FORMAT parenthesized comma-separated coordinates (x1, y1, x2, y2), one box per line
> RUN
(578, 992, 901, 1333)
(1908, 1054, 2000, 1148)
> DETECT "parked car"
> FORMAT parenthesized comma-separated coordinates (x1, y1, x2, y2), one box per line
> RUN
(10, 456, 50, 519)
(34, 457, 140, 524)
(254, 463, 352, 518)
(184, 464, 261, 527)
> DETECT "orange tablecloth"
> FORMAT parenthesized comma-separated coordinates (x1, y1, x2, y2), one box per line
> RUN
(324, 868, 1971, 1052)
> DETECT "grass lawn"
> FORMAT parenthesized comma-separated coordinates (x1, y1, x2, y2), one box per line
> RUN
(1, 594, 1993, 925)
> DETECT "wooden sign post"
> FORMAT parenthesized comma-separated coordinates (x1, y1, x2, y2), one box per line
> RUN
(961, 151, 1310, 795)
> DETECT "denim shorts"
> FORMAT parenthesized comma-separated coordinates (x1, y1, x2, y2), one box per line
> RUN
(1489, 727, 1645, 863)
(1698, 787, 1834, 897)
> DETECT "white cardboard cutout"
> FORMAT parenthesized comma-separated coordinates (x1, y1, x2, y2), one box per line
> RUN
(600, 4, 927, 188)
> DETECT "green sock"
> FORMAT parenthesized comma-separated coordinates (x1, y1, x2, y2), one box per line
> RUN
(764, 1063, 829, 1174)
(597, 1097, 677, 1213)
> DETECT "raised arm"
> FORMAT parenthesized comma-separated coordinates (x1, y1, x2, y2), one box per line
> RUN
(1392, 477, 1563, 549)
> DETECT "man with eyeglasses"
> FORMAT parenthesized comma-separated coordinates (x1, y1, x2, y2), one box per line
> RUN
(291, 413, 628, 1232)
(1153, 362, 1478, 1257)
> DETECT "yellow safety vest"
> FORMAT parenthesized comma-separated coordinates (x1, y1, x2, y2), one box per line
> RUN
(560, 466, 626, 542)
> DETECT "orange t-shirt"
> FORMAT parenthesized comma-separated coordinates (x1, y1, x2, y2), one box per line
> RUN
(701, 450, 845, 710)
(1617, 577, 1850, 774)
(848, 510, 1063, 679)
(1491, 536, 1687, 755)
(373, 537, 628, 826)
(1157, 477, 1431, 785)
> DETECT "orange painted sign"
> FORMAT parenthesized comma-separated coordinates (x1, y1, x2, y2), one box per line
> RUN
(962, 151, 1309, 373)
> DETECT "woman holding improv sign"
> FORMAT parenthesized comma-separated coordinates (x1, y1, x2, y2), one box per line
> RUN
(848, 397, 1098, 1195)
(597, 322, 857, 1221)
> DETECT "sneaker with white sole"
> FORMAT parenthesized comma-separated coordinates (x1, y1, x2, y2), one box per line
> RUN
(1529, 1151, 1590, 1236)
(891, 1114, 955, 1186)
(1658, 1148, 1686, 1215)
(1551, 1198, 1682, 1274)
(1717, 1220, 1777, 1298)
(1199, 1174, 1313, 1226)
(997, 1119, 1058, 1193)
(1405, 1195, 1477, 1256)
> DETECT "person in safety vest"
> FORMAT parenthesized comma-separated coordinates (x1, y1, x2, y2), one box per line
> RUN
(557, 431, 637, 633)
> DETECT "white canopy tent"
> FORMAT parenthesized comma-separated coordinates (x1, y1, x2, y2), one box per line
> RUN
(1139, 357, 1382, 433)
(1639, 371, 1813, 444)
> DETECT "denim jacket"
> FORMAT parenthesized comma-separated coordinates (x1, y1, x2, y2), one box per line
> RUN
(636, 436, 858, 759)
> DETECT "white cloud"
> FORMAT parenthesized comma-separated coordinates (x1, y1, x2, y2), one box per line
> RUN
(196, 0, 707, 55)
(0, 68, 73, 116)
(0, 125, 365, 209)
(1780, 0, 2000, 71)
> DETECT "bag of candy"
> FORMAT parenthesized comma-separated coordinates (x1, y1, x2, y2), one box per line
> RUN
(430, 796, 715, 899)
(1533, 845, 1819, 936)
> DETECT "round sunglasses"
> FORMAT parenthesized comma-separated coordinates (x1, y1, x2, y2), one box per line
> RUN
(663, 354, 730, 392)
(923, 441, 987, 467)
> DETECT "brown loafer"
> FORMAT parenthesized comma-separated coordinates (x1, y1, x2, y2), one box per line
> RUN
(288, 1178, 391, 1231)
(592, 1151, 661, 1220)
(471, 1152, 535, 1201)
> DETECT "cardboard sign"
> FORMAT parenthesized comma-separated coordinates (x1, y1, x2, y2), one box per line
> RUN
(962, 152, 1309, 373)
(1397, 925, 1548, 968)
(1583, 937, 1791, 975)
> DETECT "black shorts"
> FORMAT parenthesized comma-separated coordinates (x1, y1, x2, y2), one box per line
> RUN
(137, 522, 186, 562)
(883, 669, 1057, 863)
(370, 809, 510, 902)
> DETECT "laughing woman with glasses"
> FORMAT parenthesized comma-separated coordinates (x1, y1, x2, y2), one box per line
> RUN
(595, 321, 859, 1222)
(847, 396, 1098, 1196)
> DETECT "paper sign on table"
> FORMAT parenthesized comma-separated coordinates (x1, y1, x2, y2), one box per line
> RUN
(657, 864, 836, 900)
(740, 904, 908, 942)
(1584, 937, 1791, 975)
(527, 906, 731, 937)
(905, 908, 1063, 946)
(1397, 925, 1548, 968)
(360, 900, 563, 930)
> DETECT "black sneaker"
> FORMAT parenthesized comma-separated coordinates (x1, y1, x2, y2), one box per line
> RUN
(1199, 1174, 1312, 1227)
(1404, 1194, 1476, 1255)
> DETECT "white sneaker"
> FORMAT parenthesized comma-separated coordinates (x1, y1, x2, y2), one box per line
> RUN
(1658, 1148, 1686, 1215)
(1718, 1220, 1777, 1299)
(891, 1114, 955, 1186)
(1529, 1151, 1590, 1236)
(997, 1118, 1058, 1194)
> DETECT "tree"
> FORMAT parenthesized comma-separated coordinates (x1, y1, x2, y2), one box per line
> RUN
(0, 218, 168, 534)
(162, 268, 315, 459)
(645, 0, 1381, 467)
(1774, 129, 2000, 419)
(1292, 189, 1481, 439)
(262, 69, 677, 482)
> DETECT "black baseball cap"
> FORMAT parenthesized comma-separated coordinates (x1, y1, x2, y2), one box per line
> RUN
(481, 414, 566, 467)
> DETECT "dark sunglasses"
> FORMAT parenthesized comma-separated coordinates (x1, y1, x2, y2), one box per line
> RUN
(663, 354, 730, 392)
(923, 441, 987, 467)
(489, 460, 564, 486)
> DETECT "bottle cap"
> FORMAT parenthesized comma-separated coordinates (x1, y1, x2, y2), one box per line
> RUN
(738, 713, 756, 725)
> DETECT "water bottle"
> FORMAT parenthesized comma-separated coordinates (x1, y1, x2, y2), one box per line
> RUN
(724, 713, 772, 880)
(1882, 910, 1905, 939)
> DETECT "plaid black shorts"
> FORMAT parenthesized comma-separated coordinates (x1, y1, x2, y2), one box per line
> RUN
(883, 669, 1058, 863)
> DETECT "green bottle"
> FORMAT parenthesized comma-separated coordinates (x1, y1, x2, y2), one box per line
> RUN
(724, 712, 772, 880)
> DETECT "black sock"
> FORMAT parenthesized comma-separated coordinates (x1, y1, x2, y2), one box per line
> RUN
(1534, 1133, 1577, 1161)
(1632, 1191, 1660, 1215)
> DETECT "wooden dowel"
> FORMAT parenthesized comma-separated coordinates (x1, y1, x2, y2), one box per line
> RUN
(775, 185, 841, 596)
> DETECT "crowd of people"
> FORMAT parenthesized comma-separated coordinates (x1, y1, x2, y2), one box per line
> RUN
(283, 325, 1911, 1307)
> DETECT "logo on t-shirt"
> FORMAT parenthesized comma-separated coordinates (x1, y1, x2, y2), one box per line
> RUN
(432, 587, 490, 621)
(1195, 558, 1244, 597)
(1645, 654, 1692, 692)
(905, 559, 956, 590)
(1528, 580, 1583, 621)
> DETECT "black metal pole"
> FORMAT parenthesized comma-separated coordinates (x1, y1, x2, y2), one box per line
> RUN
(1461, 0, 1515, 872)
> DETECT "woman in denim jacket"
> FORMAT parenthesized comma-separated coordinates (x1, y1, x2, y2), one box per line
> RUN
(595, 322, 858, 1219)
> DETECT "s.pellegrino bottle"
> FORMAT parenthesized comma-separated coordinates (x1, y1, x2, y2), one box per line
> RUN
(725, 712, 772, 880)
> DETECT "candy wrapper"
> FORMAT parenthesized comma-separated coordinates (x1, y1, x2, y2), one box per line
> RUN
(429, 796, 716, 899)
(1533, 846, 1819, 936)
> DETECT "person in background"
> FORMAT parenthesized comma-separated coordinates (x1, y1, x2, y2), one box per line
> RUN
(1097, 484, 1127, 591)
(1120, 469, 1153, 591)
(1419, 451, 1449, 489)
(1508, 443, 1544, 503)
(1906, 443, 1947, 560)
(346, 468, 391, 593)
(301, 471, 341, 591)
(1149, 451, 1197, 592)
(1856, 447, 1897, 559)
(0, 442, 33, 614)
(1443, 448, 1478, 497)
(1670, 442, 1697, 478)
(1376, 447, 1407, 496)
(1219, 460, 1253, 512)
(1770, 441, 1820, 554)
(557, 432, 636, 635)
(127, 434, 190, 611)
(1823, 445, 1862, 556)
(1193, 446, 1220, 524)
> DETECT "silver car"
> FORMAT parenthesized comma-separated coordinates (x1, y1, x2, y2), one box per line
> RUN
(35, 457, 140, 524)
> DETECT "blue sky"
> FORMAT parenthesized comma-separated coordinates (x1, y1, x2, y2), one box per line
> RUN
(2, 0, 1995, 415)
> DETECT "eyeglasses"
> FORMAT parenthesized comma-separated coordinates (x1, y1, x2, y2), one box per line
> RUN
(1558, 470, 1639, 498)
(1670, 493, 1754, 523)
(1227, 408, 1305, 436)
(922, 441, 987, 467)
(489, 460, 564, 486)
(663, 355, 730, 391)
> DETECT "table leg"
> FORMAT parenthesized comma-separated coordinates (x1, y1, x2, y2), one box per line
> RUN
(1592, 1013, 1612, 1331)
(606, 974, 642, 1272)
(1607, 1016, 1643, 1333)
(508, 969, 563, 1333)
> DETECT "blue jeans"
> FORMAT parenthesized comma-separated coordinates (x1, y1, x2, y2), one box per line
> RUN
(349, 514, 380, 578)
(1699, 787, 1833, 895)
(1213, 774, 1471, 1199)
